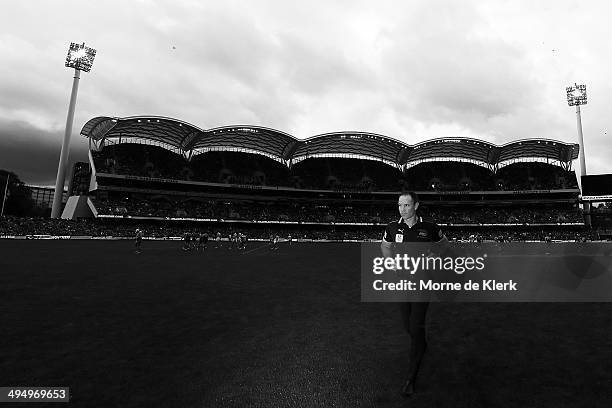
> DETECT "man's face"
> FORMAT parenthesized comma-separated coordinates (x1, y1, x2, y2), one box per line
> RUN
(398, 195, 419, 220)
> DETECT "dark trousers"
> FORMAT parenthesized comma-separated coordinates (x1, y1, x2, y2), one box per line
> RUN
(400, 302, 429, 382)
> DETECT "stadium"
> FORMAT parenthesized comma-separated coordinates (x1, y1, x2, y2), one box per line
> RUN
(38, 114, 591, 242)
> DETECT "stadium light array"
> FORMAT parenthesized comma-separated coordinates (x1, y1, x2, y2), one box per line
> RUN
(51, 42, 97, 218)
(565, 83, 588, 181)
(65, 42, 97, 72)
(566, 83, 587, 106)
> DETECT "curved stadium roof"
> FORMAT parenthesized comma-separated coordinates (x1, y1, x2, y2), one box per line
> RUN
(81, 116, 580, 168)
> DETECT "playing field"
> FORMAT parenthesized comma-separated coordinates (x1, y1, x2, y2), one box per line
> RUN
(2, 240, 611, 407)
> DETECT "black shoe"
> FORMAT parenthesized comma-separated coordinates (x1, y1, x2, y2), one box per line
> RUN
(401, 380, 415, 397)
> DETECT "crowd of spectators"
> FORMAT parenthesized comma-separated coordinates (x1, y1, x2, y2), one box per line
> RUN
(0, 215, 601, 241)
(404, 162, 577, 191)
(496, 162, 578, 190)
(91, 143, 578, 192)
(0, 216, 113, 237)
(447, 229, 600, 242)
(426, 207, 583, 224)
(91, 195, 583, 225)
(290, 158, 401, 191)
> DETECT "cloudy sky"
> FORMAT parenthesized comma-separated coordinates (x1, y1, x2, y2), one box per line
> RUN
(1, 0, 611, 185)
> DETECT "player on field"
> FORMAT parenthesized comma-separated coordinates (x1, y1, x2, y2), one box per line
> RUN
(269, 234, 275, 250)
(183, 232, 192, 251)
(198, 232, 208, 251)
(237, 233, 244, 250)
(215, 232, 221, 248)
(134, 228, 143, 254)
(381, 191, 446, 397)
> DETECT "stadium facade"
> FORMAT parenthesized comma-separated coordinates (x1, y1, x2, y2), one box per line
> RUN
(63, 115, 593, 240)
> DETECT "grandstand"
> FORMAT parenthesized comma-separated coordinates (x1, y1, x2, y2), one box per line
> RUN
(55, 115, 589, 240)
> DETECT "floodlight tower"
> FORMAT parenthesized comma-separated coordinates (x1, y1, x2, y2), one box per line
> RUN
(51, 42, 97, 218)
(566, 84, 588, 178)
(566, 84, 590, 227)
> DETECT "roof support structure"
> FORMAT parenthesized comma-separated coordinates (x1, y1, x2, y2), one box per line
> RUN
(80, 116, 580, 171)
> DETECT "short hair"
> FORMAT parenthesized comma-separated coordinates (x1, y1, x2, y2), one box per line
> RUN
(399, 191, 419, 203)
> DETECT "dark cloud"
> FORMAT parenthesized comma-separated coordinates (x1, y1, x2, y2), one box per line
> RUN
(0, 82, 64, 116)
(0, 119, 88, 185)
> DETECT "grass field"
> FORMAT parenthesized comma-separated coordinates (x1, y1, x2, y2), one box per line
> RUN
(1, 240, 612, 407)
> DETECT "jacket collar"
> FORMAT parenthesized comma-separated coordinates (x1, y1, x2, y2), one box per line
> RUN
(399, 216, 422, 226)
